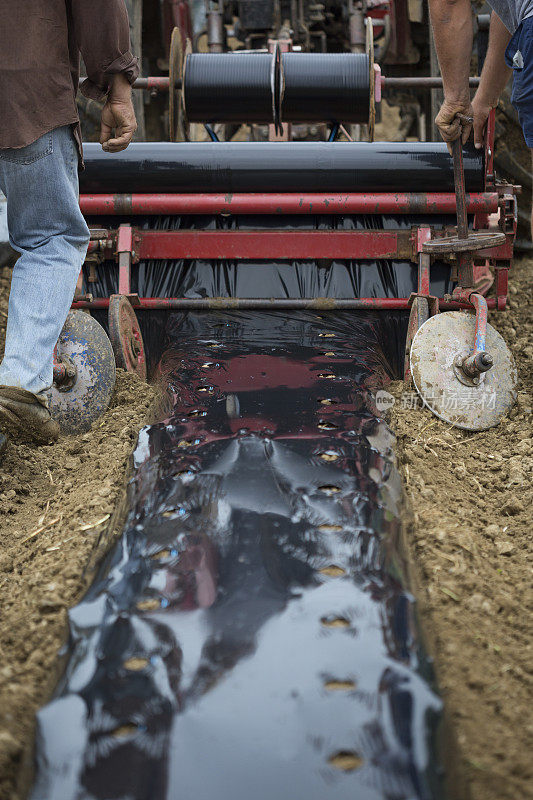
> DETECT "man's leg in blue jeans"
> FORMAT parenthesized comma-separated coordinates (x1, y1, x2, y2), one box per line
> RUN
(0, 125, 89, 442)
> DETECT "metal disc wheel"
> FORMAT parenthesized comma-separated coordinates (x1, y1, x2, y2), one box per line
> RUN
(108, 295, 147, 380)
(49, 310, 116, 435)
(404, 296, 429, 380)
(410, 310, 517, 431)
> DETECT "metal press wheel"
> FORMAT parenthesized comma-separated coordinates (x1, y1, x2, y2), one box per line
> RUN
(49, 310, 117, 435)
(108, 294, 147, 380)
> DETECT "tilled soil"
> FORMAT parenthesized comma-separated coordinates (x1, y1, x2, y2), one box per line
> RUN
(0, 268, 156, 800)
(389, 256, 532, 800)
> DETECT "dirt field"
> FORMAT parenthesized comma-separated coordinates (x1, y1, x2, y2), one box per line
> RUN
(0, 267, 156, 800)
(0, 249, 530, 800)
(389, 255, 532, 800)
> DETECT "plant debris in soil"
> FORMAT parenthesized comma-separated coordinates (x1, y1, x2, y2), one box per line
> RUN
(388, 256, 532, 800)
(0, 267, 157, 800)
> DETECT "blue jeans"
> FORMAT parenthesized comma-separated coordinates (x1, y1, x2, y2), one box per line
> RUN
(505, 15, 533, 147)
(0, 125, 90, 396)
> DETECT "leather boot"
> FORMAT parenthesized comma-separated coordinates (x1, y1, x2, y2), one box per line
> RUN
(0, 386, 59, 444)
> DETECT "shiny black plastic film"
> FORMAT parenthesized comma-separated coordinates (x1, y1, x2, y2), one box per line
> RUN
(30, 308, 450, 800)
(183, 53, 277, 124)
(281, 53, 370, 123)
(30, 137, 463, 798)
(80, 141, 484, 194)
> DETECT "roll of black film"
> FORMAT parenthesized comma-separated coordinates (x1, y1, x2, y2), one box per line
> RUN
(281, 53, 370, 124)
(183, 53, 277, 124)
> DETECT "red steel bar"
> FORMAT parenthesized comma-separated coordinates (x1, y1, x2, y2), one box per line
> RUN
(494, 267, 509, 309)
(80, 192, 499, 217)
(134, 77, 172, 91)
(485, 108, 496, 188)
(452, 289, 488, 354)
(381, 77, 480, 89)
(136, 230, 411, 260)
(471, 292, 489, 354)
(418, 254, 431, 296)
(71, 296, 500, 311)
(117, 224, 134, 295)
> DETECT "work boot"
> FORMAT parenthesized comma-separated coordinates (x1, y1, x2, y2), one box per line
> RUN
(0, 386, 59, 444)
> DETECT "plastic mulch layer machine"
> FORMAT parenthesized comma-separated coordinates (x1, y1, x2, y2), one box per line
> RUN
(48, 29, 518, 434)
(29, 32, 521, 800)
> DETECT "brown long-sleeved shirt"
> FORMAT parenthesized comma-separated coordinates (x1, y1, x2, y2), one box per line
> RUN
(0, 0, 139, 150)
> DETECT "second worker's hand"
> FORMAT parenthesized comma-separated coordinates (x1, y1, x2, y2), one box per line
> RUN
(435, 97, 474, 154)
(471, 93, 492, 149)
(100, 73, 137, 153)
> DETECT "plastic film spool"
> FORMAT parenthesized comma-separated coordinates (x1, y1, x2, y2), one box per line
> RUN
(183, 51, 279, 125)
(280, 53, 371, 124)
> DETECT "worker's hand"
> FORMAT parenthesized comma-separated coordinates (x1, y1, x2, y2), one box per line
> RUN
(100, 74, 137, 153)
(471, 92, 492, 149)
(435, 97, 474, 152)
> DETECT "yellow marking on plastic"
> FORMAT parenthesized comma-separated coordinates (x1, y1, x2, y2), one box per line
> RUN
(136, 599, 160, 612)
(150, 549, 171, 560)
(319, 565, 346, 577)
(324, 679, 356, 691)
(319, 451, 340, 462)
(111, 724, 138, 739)
(328, 751, 364, 771)
(321, 615, 350, 628)
(123, 657, 149, 671)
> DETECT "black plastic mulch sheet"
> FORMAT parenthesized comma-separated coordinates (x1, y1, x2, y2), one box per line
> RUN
(30, 309, 448, 800)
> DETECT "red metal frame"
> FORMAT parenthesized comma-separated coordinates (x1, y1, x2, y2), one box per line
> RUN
(78, 194, 513, 312)
(76, 112, 514, 314)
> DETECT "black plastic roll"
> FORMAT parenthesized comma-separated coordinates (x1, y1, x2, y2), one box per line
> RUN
(282, 53, 370, 123)
(183, 52, 277, 124)
(80, 141, 485, 194)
